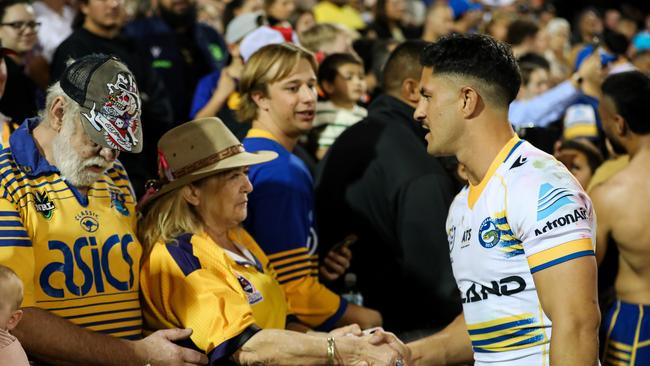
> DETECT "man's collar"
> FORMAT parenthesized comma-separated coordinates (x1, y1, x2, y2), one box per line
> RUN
(9, 118, 59, 176)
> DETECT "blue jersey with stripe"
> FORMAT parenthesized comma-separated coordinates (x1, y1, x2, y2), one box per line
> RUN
(243, 129, 346, 330)
(446, 136, 595, 365)
(0, 119, 142, 340)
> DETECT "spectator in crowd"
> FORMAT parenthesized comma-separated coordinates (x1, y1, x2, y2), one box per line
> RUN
(138, 117, 409, 366)
(222, 0, 264, 32)
(0, 41, 16, 143)
(561, 44, 614, 145)
(410, 33, 599, 366)
(313, 0, 365, 32)
(51, 0, 175, 198)
(509, 49, 601, 129)
(0, 265, 29, 366)
(554, 138, 604, 189)
(290, 7, 315, 35)
(0, 0, 43, 125)
(421, 1, 454, 43)
(603, 28, 635, 74)
(311, 53, 367, 159)
(33, 0, 74, 63)
(299, 23, 357, 61)
(190, 11, 264, 139)
(0, 54, 206, 366)
(449, 0, 482, 35)
(516, 53, 551, 101)
(124, 0, 228, 125)
(544, 17, 572, 82)
(505, 19, 541, 58)
(368, 0, 419, 41)
(240, 43, 382, 330)
(483, 9, 513, 42)
(591, 71, 650, 366)
(633, 49, 650, 75)
(571, 7, 603, 45)
(264, 0, 295, 32)
(315, 40, 462, 340)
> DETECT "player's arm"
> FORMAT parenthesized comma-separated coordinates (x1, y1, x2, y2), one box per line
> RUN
(407, 313, 473, 366)
(532, 247, 600, 365)
(589, 184, 613, 265)
(14, 307, 207, 366)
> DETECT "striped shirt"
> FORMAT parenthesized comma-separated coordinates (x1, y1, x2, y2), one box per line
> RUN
(0, 118, 142, 340)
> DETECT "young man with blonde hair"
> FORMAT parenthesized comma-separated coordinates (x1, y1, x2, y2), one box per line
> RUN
(239, 43, 382, 331)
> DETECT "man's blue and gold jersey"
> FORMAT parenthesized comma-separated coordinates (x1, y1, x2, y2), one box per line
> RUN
(447, 136, 595, 365)
(243, 129, 347, 330)
(0, 119, 142, 340)
(141, 227, 286, 363)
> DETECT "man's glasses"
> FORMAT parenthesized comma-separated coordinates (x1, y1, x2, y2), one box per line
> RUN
(1, 20, 41, 31)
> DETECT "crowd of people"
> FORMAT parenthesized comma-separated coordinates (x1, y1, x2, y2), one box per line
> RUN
(0, 0, 648, 365)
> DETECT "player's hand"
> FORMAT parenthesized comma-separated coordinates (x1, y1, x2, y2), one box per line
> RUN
(337, 333, 407, 366)
(320, 245, 352, 281)
(134, 328, 208, 366)
(367, 330, 412, 366)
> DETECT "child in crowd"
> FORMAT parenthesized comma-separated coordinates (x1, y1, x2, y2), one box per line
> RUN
(0, 264, 29, 366)
(554, 138, 604, 189)
(311, 53, 367, 159)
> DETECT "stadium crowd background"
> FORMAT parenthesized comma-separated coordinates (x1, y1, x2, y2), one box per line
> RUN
(0, 0, 649, 364)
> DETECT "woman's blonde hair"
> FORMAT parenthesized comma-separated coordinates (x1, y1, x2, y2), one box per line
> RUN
(138, 187, 203, 258)
(237, 43, 317, 122)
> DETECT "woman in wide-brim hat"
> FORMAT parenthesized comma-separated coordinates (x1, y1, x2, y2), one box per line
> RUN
(137, 117, 408, 365)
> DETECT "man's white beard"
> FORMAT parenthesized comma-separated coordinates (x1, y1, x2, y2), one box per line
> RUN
(51, 118, 110, 188)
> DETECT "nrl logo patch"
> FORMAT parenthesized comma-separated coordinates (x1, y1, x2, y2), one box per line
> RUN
(110, 190, 129, 216)
(34, 190, 55, 219)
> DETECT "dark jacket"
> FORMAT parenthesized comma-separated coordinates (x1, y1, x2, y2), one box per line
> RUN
(51, 27, 175, 198)
(315, 94, 462, 337)
(0, 57, 40, 124)
(123, 17, 228, 124)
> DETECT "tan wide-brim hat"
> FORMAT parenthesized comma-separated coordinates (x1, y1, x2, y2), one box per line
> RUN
(145, 117, 277, 202)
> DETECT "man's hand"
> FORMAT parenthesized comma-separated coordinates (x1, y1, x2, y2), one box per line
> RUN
(134, 328, 208, 366)
(320, 241, 353, 281)
(368, 330, 412, 365)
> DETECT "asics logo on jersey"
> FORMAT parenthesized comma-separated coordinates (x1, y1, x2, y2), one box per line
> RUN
(534, 207, 588, 236)
(537, 183, 574, 220)
(509, 155, 527, 169)
(478, 218, 500, 248)
(39, 234, 137, 298)
(461, 275, 526, 303)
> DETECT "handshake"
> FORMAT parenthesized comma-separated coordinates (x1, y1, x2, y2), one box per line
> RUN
(324, 324, 412, 366)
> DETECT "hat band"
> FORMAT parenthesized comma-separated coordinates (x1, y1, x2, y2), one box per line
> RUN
(173, 144, 246, 179)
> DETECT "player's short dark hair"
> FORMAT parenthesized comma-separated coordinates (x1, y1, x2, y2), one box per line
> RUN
(420, 33, 521, 107)
(602, 71, 650, 135)
(383, 40, 429, 94)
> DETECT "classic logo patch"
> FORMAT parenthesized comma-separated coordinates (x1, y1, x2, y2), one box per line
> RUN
(75, 210, 100, 233)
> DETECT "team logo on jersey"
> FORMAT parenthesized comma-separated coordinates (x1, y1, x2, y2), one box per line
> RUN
(34, 190, 55, 219)
(537, 183, 574, 220)
(448, 226, 456, 252)
(76, 210, 100, 233)
(478, 217, 500, 249)
(236, 273, 263, 305)
(110, 190, 129, 216)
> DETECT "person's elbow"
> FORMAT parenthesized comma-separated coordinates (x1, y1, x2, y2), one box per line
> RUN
(554, 302, 601, 340)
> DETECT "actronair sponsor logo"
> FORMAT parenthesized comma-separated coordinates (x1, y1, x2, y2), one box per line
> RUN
(537, 183, 574, 220)
(534, 207, 588, 236)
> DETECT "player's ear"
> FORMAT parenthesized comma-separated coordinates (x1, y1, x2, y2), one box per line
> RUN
(459, 86, 481, 118)
(614, 113, 627, 137)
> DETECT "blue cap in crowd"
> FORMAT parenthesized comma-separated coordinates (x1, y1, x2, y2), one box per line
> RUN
(574, 44, 617, 71)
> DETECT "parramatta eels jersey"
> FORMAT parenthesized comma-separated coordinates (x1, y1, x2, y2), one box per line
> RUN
(446, 136, 595, 365)
(0, 119, 142, 340)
